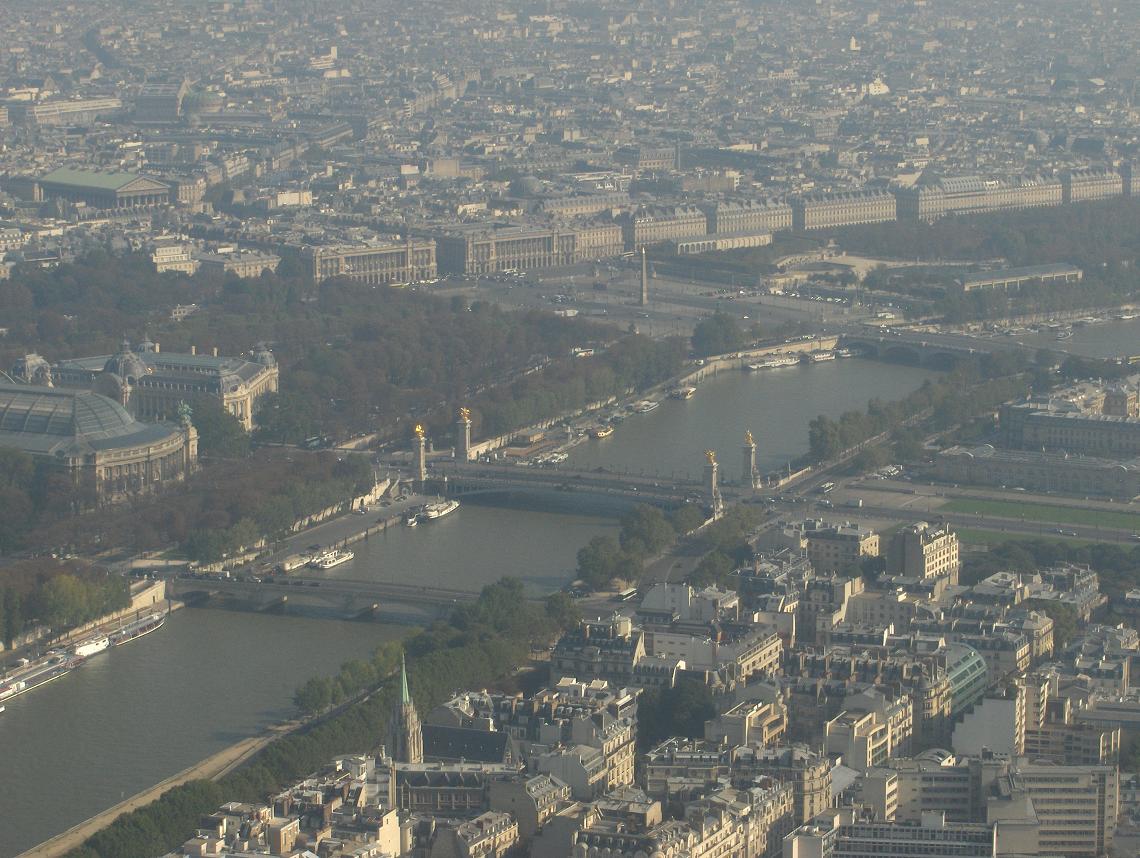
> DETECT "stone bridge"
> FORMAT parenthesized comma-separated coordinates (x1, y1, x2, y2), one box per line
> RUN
(840, 330, 1025, 369)
(169, 576, 478, 623)
(427, 465, 697, 509)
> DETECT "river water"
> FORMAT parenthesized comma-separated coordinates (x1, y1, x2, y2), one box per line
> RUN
(0, 357, 939, 857)
(569, 359, 941, 478)
(1010, 317, 1140, 360)
(0, 612, 404, 857)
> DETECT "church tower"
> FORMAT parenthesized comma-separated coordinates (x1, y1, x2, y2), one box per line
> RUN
(389, 654, 423, 764)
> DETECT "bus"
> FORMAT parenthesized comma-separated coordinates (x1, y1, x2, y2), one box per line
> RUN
(613, 587, 639, 603)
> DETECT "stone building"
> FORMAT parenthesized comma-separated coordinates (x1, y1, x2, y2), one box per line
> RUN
(894, 174, 1063, 222)
(1061, 167, 1123, 204)
(620, 205, 709, 250)
(435, 224, 578, 274)
(884, 522, 959, 583)
(702, 199, 794, 234)
(303, 239, 438, 285)
(37, 167, 170, 209)
(790, 190, 896, 231)
(0, 381, 197, 504)
(50, 339, 278, 432)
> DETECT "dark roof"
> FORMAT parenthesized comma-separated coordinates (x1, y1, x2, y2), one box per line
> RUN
(422, 725, 511, 763)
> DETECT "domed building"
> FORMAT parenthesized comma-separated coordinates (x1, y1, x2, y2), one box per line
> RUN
(0, 382, 197, 504)
(50, 338, 279, 431)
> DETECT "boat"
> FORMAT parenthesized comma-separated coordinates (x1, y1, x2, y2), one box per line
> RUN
(746, 355, 800, 371)
(314, 549, 354, 569)
(405, 512, 419, 527)
(591, 425, 614, 439)
(808, 350, 837, 362)
(73, 635, 110, 659)
(1055, 330, 1073, 340)
(0, 653, 83, 702)
(109, 612, 166, 647)
(633, 400, 659, 413)
(421, 499, 461, 520)
(669, 387, 697, 400)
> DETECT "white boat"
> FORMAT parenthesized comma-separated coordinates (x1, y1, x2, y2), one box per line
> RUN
(315, 549, 354, 569)
(809, 351, 837, 362)
(109, 612, 166, 646)
(633, 400, 659, 413)
(668, 387, 697, 400)
(421, 499, 460, 520)
(73, 636, 110, 659)
(747, 355, 800, 371)
(405, 513, 419, 527)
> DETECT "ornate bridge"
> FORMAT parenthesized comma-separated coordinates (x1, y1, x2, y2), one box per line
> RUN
(427, 464, 699, 508)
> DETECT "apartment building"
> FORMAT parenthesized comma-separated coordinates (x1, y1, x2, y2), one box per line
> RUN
(791, 190, 897, 231)
(1061, 167, 1123, 204)
(885, 522, 959, 583)
(621, 205, 708, 249)
(703, 199, 794, 234)
(895, 175, 1063, 222)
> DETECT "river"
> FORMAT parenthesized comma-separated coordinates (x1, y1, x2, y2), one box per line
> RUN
(569, 358, 941, 477)
(1010, 316, 1140, 360)
(0, 611, 403, 857)
(0, 357, 939, 857)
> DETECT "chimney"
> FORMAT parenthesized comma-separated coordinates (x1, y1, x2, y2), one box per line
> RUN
(190, 345, 196, 355)
(212, 347, 219, 357)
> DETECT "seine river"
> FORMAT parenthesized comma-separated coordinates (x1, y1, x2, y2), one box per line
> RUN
(1010, 316, 1140, 360)
(0, 357, 940, 857)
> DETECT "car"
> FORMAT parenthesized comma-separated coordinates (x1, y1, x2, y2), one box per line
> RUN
(396, 494, 408, 501)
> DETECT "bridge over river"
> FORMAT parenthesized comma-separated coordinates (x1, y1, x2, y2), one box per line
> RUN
(428, 463, 701, 507)
(839, 327, 1032, 368)
(169, 576, 481, 623)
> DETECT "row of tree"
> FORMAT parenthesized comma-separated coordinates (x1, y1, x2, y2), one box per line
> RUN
(0, 561, 129, 648)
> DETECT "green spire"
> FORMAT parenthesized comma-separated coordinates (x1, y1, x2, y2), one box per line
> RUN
(400, 652, 411, 705)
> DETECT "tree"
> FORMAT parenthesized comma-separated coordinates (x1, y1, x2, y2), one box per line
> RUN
(294, 676, 333, 715)
(576, 535, 624, 590)
(689, 550, 735, 587)
(190, 398, 250, 459)
(808, 416, 841, 461)
(620, 505, 676, 555)
(669, 504, 706, 536)
(544, 592, 582, 631)
(691, 312, 744, 357)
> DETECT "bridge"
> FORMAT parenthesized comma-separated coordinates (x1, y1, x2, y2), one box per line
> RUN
(839, 328, 1028, 368)
(169, 575, 480, 623)
(427, 464, 699, 508)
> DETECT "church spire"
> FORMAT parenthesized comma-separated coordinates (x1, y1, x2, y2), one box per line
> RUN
(390, 651, 423, 764)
